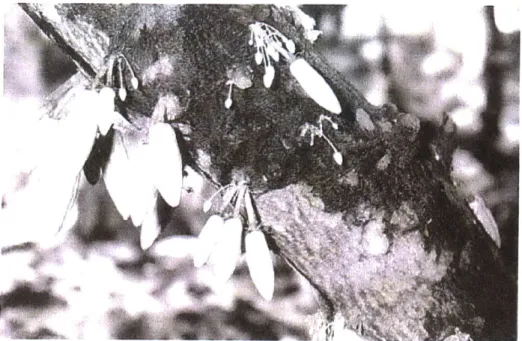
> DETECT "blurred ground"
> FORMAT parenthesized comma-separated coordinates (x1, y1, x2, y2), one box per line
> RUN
(1, 4, 519, 340)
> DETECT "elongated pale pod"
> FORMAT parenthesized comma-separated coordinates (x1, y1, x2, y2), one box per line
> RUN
(209, 217, 243, 282)
(97, 117, 114, 137)
(194, 215, 225, 267)
(53, 89, 99, 175)
(17, 90, 96, 232)
(148, 123, 183, 208)
(45, 87, 100, 176)
(150, 235, 199, 258)
(113, 128, 157, 227)
(263, 65, 275, 88)
(469, 195, 501, 248)
(97, 110, 123, 137)
(140, 194, 160, 250)
(128, 140, 156, 227)
(98, 87, 115, 104)
(289, 58, 342, 114)
(96, 87, 117, 136)
(103, 131, 133, 220)
(245, 230, 274, 301)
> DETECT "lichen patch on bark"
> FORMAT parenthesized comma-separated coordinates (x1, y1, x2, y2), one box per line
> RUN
(256, 183, 454, 340)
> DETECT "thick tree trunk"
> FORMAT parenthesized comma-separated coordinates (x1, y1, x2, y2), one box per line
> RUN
(19, 4, 516, 341)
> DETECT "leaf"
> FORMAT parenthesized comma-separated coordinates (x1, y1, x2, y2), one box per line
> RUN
(209, 217, 243, 282)
(148, 123, 183, 208)
(193, 214, 225, 267)
(289, 58, 342, 114)
(245, 230, 274, 301)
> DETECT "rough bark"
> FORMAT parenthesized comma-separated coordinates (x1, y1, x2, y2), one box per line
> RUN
(19, 4, 516, 341)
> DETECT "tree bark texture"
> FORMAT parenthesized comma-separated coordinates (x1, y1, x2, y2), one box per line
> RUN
(19, 4, 516, 341)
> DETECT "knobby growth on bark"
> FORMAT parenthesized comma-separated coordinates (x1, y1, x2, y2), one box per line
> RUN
(18, 4, 516, 340)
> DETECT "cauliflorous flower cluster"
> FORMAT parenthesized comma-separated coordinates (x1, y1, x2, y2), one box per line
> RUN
(195, 179, 275, 301)
(249, 22, 342, 115)
(224, 65, 254, 109)
(104, 118, 184, 250)
(101, 53, 139, 101)
(249, 22, 295, 88)
(300, 114, 343, 166)
(3, 21, 343, 299)
(1, 55, 184, 252)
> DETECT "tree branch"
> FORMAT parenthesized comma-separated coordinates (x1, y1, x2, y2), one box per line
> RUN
(20, 4, 516, 340)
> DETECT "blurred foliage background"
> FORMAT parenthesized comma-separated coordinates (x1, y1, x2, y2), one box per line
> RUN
(1, 5, 519, 339)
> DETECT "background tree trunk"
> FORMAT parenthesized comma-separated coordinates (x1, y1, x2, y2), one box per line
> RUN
(18, 4, 517, 340)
